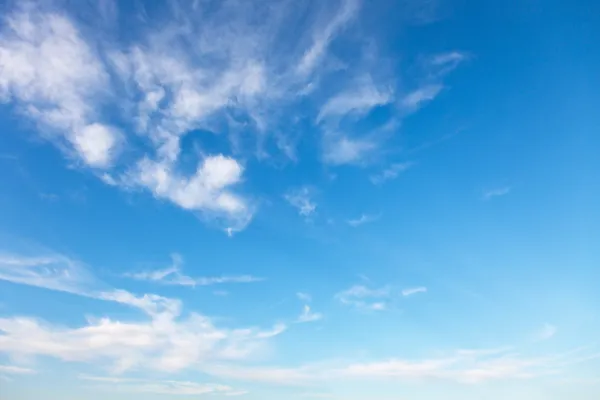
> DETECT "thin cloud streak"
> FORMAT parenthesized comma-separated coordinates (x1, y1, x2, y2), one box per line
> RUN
(125, 253, 263, 287)
(483, 186, 511, 200)
(402, 287, 427, 297)
(347, 213, 380, 227)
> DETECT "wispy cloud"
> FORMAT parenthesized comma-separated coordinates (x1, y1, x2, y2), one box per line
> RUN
(535, 323, 557, 341)
(79, 375, 246, 396)
(296, 0, 360, 76)
(346, 213, 380, 227)
(206, 346, 600, 386)
(335, 285, 390, 311)
(0, 2, 467, 232)
(401, 287, 427, 297)
(297, 292, 312, 302)
(296, 305, 323, 323)
(317, 79, 392, 122)
(0, 249, 285, 373)
(0, 365, 36, 375)
(125, 254, 263, 287)
(0, 6, 121, 168)
(401, 84, 443, 110)
(370, 162, 414, 185)
(284, 187, 317, 217)
(322, 136, 378, 166)
(483, 186, 511, 200)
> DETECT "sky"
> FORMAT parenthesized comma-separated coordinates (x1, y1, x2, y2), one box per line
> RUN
(0, 0, 599, 399)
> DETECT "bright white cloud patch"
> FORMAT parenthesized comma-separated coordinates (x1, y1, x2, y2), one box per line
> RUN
(0, 251, 285, 374)
(0, 7, 120, 168)
(0, 0, 467, 232)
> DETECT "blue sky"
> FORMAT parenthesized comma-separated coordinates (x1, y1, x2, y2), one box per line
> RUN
(1, 0, 599, 399)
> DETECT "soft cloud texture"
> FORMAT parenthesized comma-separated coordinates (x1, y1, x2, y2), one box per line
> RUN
(0, 1, 467, 232)
(79, 375, 246, 396)
(285, 187, 317, 217)
(125, 253, 263, 287)
(483, 186, 511, 200)
(336, 285, 390, 311)
(370, 162, 414, 185)
(402, 287, 427, 297)
(347, 213, 380, 227)
(0, 251, 285, 373)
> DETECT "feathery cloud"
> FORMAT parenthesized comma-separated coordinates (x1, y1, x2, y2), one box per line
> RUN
(401, 84, 443, 110)
(297, 305, 323, 324)
(401, 287, 427, 297)
(79, 375, 246, 396)
(285, 187, 317, 217)
(335, 285, 390, 311)
(346, 213, 380, 227)
(125, 254, 263, 287)
(483, 186, 511, 200)
(0, 250, 284, 373)
(370, 162, 414, 185)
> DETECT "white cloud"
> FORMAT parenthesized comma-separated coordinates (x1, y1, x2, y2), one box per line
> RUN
(79, 375, 246, 396)
(296, 0, 360, 76)
(206, 346, 598, 386)
(0, 252, 97, 295)
(401, 287, 427, 297)
(125, 254, 263, 287)
(129, 155, 252, 232)
(0, 364, 35, 375)
(429, 51, 468, 76)
(335, 285, 390, 311)
(401, 84, 443, 109)
(0, 250, 285, 373)
(535, 323, 557, 341)
(317, 80, 391, 122)
(346, 213, 380, 227)
(297, 305, 323, 324)
(284, 187, 317, 217)
(0, 6, 120, 168)
(370, 162, 414, 185)
(482, 186, 511, 200)
(0, 3, 468, 233)
(322, 136, 378, 165)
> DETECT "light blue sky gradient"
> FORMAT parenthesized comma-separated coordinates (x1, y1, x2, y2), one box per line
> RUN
(1, 0, 599, 399)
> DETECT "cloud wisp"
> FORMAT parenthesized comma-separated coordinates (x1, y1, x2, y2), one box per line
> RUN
(0, 2, 468, 232)
(370, 162, 414, 185)
(79, 375, 247, 396)
(203, 346, 599, 386)
(483, 186, 511, 200)
(285, 187, 317, 218)
(335, 285, 390, 311)
(0, 250, 286, 374)
(401, 287, 427, 297)
(346, 213, 380, 227)
(125, 254, 263, 287)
